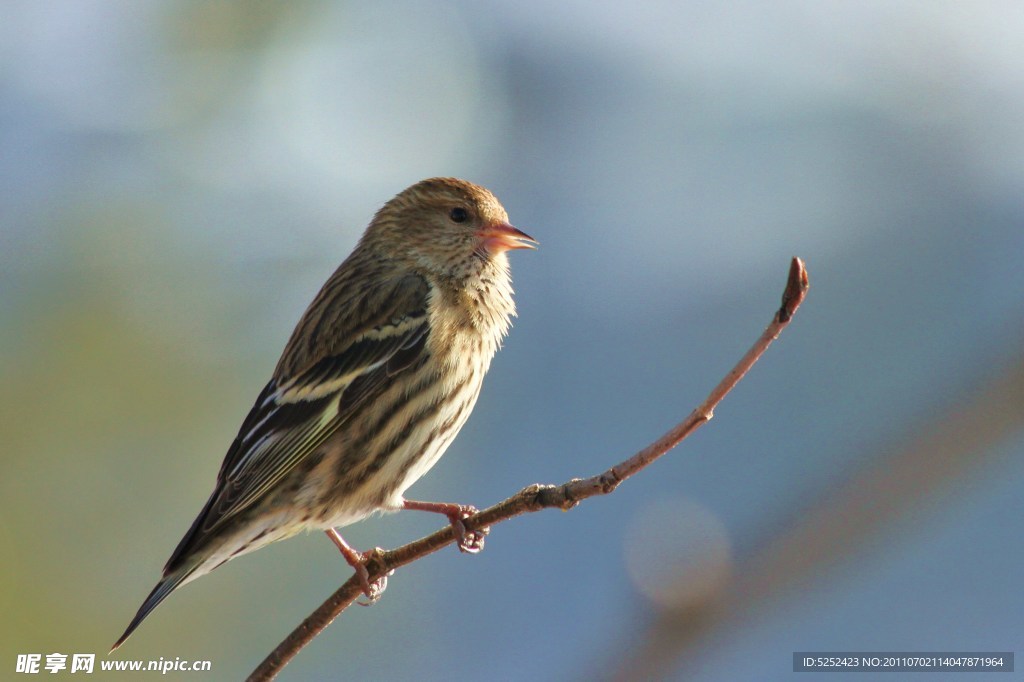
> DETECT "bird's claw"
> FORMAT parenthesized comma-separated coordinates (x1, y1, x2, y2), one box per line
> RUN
(326, 530, 392, 605)
(355, 568, 391, 606)
(448, 505, 489, 554)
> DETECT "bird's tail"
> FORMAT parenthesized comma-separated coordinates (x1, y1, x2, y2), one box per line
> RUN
(110, 567, 194, 653)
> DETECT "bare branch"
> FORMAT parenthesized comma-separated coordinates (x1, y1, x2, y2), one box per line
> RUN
(247, 258, 809, 682)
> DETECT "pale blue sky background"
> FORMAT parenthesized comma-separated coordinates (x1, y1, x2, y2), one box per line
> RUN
(3, 1, 1023, 680)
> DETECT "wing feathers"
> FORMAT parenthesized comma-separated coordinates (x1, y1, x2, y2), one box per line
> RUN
(163, 273, 431, 573)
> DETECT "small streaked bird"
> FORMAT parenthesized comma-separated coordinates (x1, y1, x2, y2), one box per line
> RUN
(112, 178, 536, 650)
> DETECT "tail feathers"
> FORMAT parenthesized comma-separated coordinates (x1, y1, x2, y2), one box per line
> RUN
(110, 569, 192, 653)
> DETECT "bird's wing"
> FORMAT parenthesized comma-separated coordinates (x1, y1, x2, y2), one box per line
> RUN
(163, 273, 430, 573)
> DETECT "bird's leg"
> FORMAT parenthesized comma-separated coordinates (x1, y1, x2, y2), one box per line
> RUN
(324, 528, 387, 605)
(401, 499, 489, 553)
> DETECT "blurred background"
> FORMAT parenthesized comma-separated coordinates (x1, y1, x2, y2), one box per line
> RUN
(3, 1, 1023, 680)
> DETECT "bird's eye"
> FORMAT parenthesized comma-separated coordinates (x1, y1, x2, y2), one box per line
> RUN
(448, 207, 469, 223)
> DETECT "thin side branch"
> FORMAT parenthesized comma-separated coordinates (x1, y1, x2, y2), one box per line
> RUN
(248, 258, 809, 682)
(607, 335, 1024, 681)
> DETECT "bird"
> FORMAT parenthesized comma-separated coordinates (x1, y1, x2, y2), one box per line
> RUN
(112, 177, 536, 651)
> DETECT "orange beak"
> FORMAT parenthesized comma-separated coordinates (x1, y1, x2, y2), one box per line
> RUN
(477, 221, 538, 254)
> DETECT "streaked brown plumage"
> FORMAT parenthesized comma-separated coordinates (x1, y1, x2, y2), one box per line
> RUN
(113, 178, 536, 650)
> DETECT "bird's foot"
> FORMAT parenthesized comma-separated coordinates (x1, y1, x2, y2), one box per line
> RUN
(324, 529, 389, 604)
(402, 499, 489, 554)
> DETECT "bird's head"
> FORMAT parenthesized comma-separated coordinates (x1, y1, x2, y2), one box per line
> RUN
(365, 177, 537, 280)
